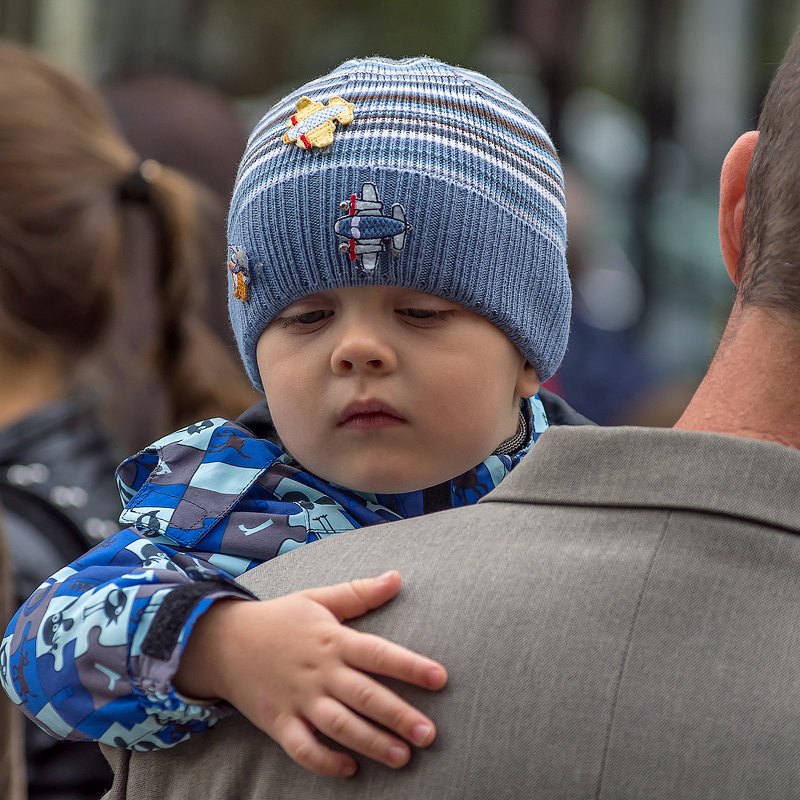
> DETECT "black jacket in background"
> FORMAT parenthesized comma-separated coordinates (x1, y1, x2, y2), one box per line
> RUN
(0, 395, 120, 800)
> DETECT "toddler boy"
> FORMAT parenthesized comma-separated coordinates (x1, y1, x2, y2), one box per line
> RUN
(2, 56, 575, 777)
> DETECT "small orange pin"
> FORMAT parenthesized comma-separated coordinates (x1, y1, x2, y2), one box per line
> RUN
(228, 247, 250, 302)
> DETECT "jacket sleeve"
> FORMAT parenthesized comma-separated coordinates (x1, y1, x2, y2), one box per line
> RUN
(0, 526, 257, 750)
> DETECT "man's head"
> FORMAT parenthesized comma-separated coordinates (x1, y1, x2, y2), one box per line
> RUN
(722, 28, 800, 318)
(678, 26, 800, 443)
(226, 56, 572, 391)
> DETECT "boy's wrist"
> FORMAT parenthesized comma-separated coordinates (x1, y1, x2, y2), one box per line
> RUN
(173, 596, 251, 700)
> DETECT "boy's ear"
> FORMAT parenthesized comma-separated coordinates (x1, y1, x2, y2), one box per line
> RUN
(515, 360, 540, 399)
(719, 130, 759, 285)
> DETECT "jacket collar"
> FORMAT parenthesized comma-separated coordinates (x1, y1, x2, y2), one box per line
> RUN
(117, 396, 549, 543)
(484, 425, 800, 532)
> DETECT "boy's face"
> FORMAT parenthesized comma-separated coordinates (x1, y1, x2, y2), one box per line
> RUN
(256, 285, 539, 494)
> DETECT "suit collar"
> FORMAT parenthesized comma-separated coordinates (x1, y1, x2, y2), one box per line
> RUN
(484, 426, 800, 533)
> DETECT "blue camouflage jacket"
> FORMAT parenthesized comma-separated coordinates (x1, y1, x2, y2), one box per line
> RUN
(0, 395, 558, 751)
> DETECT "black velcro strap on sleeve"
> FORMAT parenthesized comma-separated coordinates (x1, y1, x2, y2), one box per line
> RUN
(141, 578, 241, 660)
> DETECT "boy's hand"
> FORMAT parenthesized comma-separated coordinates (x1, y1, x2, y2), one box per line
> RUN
(174, 570, 447, 777)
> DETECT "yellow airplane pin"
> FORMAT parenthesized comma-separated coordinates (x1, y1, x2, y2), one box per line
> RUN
(283, 96, 355, 150)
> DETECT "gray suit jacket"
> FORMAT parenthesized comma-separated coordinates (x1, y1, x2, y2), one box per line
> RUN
(102, 426, 800, 799)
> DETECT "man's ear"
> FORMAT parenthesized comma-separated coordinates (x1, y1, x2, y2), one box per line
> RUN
(719, 131, 759, 285)
(515, 360, 540, 399)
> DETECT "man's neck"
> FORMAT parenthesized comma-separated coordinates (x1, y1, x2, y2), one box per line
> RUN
(675, 305, 800, 449)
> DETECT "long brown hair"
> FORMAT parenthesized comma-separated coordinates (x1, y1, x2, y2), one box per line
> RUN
(0, 42, 254, 449)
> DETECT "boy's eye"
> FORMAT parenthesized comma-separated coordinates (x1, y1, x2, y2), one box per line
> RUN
(403, 308, 437, 318)
(396, 308, 453, 324)
(279, 309, 332, 328)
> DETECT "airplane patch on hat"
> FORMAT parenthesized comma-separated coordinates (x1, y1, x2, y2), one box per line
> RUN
(334, 182, 410, 273)
(283, 96, 355, 150)
(228, 246, 250, 302)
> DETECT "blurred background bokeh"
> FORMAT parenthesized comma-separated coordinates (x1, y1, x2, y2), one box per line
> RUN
(1, 0, 797, 426)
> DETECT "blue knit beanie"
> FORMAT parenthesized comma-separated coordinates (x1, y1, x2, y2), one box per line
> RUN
(227, 56, 571, 389)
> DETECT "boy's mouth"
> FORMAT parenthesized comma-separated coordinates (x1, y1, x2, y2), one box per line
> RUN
(337, 400, 406, 429)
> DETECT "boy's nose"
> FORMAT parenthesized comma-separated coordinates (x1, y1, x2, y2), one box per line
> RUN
(330, 325, 397, 375)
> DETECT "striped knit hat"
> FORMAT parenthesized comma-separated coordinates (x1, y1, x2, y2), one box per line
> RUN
(227, 56, 571, 389)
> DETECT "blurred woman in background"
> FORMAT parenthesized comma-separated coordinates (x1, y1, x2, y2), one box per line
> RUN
(0, 41, 253, 799)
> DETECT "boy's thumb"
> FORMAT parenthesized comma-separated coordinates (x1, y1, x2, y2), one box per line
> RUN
(305, 570, 402, 621)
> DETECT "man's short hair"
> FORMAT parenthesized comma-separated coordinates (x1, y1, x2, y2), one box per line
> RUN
(739, 27, 800, 316)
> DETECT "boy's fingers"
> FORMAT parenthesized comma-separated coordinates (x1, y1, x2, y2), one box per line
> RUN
(303, 571, 402, 621)
(343, 630, 448, 690)
(272, 715, 357, 778)
(310, 696, 412, 769)
(330, 670, 437, 748)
